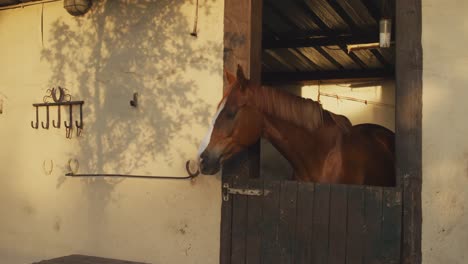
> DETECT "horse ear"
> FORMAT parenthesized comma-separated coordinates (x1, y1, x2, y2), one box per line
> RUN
(236, 64, 248, 88)
(224, 69, 236, 85)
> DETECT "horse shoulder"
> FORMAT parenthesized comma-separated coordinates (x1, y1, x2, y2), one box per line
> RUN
(319, 128, 344, 183)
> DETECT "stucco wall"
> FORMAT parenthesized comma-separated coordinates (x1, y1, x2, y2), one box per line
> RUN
(0, 1, 223, 263)
(422, 1, 468, 263)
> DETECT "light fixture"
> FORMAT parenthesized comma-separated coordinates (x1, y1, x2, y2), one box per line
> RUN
(63, 0, 92, 16)
(379, 18, 392, 48)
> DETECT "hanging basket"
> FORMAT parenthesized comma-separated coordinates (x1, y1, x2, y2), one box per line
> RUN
(64, 0, 92, 16)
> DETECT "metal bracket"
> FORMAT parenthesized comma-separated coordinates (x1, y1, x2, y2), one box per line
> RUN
(222, 183, 270, 201)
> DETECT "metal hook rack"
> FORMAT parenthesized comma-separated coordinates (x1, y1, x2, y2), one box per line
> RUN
(31, 87, 84, 138)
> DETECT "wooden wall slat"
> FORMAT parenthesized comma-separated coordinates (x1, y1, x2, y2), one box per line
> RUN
(364, 187, 383, 264)
(328, 184, 348, 264)
(294, 183, 315, 263)
(278, 181, 298, 264)
(312, 184, 331, 264)
(345, 186, 365, 264)
(261, 180, 281, 264)
(381, 188, 403, 264)
(245, 179, 264, 264)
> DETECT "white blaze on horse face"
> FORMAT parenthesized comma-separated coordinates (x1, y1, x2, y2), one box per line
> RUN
(198, 99, 227, 156)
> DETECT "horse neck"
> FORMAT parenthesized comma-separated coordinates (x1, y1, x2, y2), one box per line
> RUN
(262, 114, 345, 181)
(261, 114, 322, 180)
(250, 85, 324, 132)
(248, 85, 353, 133)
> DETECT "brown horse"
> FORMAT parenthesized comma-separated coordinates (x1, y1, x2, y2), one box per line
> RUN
(198, 65, 395, 186)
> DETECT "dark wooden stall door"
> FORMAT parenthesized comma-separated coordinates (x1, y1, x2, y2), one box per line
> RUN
(221, 180, 402, 264)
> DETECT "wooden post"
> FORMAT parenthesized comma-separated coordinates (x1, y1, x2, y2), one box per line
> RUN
(395, 0, 422, 263)
(220, 0, 263, 263)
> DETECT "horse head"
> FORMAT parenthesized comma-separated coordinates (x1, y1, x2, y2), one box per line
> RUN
(198, 65, 263, 175)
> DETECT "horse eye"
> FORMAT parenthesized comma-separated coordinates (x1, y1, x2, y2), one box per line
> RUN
(226, 110, 236, 119)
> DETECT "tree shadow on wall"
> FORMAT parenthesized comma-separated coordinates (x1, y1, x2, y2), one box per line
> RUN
(41, 0, 220, 251)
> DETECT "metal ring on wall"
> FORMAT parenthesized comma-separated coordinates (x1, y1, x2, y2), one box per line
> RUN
(68, 158, 79, 174)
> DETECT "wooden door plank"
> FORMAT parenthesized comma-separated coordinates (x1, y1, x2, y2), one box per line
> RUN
(231, 178, 249, 264)
(220, 175, 234, 264)
(246, 179, 264, 264)
(380, 188, 403, 264)
(278, 181, 298, 264)
(364, 187, 383, 264)
(328, 184, 348, 264)
(294, 182, 315, 263)
(345, 185, 365, 264)
(312, 183, 331, 264)
(261, 180, 281, 264)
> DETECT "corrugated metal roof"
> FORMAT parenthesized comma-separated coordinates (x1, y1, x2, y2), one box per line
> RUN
(262, 0, 395, 83)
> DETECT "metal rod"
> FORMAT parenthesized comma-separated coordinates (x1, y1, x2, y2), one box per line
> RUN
(190, 0, 199, 37)
(33, 101, 84, 107)
(66, 173, 197, 180)
(0, 0, 61, 11)
(65, 160, 200, 179)
(319, 92, 395, 108)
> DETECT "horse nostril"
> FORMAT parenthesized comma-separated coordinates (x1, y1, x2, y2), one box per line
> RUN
(200, 151, 209, 161)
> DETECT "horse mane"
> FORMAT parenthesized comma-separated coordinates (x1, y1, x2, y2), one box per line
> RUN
(251, 85, 351, 132)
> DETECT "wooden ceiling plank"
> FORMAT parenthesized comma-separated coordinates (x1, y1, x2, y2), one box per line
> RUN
(263, 68, 394, 83)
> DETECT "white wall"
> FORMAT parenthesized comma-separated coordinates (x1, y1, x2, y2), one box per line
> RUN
(0, 1, 223, 263)
(422, 1, 468, 263)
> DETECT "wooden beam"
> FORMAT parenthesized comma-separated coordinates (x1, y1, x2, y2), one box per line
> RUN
(262, 69, 394, 84)
(263, 34, 379, 49)
(361, 0, 382, 22)
(314, 46, 344, 69)
(395, 0, 422, 263)
(221, 1, 263, 263)
(327, 0, 358, 31)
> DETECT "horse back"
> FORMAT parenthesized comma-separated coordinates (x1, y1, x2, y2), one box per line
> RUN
(342, 123, 395, 186)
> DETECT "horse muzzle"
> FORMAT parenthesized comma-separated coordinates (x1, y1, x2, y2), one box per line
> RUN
(199, 151, 221, 175)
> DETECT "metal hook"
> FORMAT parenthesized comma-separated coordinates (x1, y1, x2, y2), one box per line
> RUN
(52, 105, 61, 128)
(130, 93, 138, 107)
(75, 103, 83, 129)
(64, 104, 73, 128)
(66, 127, 73, 139)
(75, 103, 83, 137)
(31, 105, 39, 129)
(64, 104, 73, 139)
(41, 105, 50, 129)
(190, 0, 199, 37)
